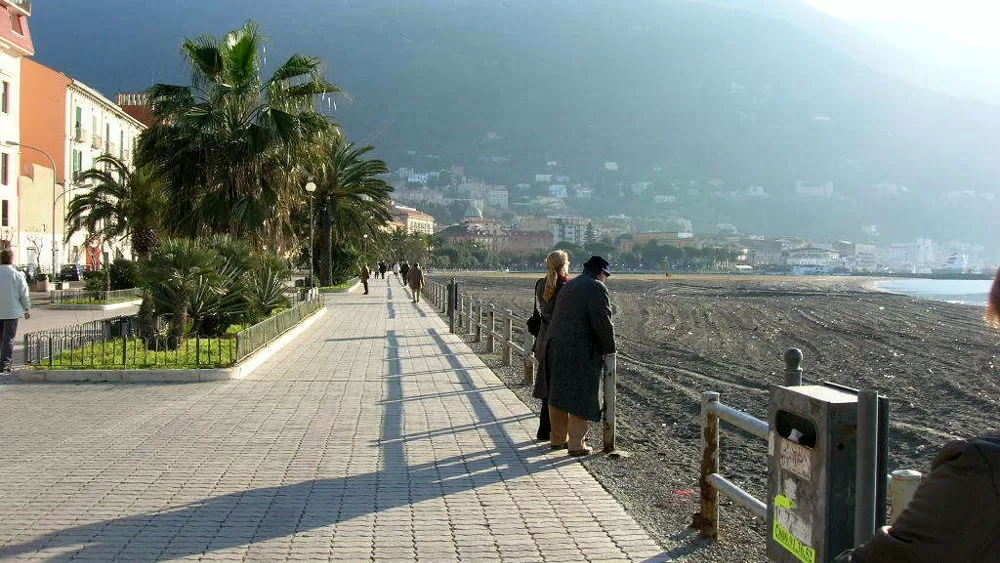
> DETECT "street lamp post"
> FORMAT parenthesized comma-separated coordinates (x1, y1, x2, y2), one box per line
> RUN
(305, 181, 316, 287)
(3, 141, 58, 275)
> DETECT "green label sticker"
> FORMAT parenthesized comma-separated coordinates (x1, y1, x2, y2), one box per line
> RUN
(773, 519, 816, 563)
(774, 495, 796, 509)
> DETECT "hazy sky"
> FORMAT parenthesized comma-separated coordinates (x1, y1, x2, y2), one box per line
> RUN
(805, 0, 1000, 48)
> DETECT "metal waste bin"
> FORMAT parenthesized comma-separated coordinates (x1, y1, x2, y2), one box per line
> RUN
(767, 384, 858, 563)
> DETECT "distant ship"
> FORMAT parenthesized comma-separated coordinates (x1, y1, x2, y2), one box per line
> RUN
(932, 253, 969, 274)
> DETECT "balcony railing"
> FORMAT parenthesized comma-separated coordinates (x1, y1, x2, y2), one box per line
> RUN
(8, 0, 31, 16)
(91, 134, 102, 149)
(109, 142, 118, 156)
(73, 128, 88, 143)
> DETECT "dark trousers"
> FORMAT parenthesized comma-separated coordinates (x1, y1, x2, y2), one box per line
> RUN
(362, 280, 369, 294)
(1, 318, 18, 369)
(537, 399, 551, 440)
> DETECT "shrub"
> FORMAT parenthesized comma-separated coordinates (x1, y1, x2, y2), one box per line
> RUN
(109, 259, 141, 290)
(83, 270, 106, 291)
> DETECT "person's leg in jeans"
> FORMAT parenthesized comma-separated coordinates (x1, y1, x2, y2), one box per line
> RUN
(413, 287, 421, 302)
(0, 318, 18, 371)
(363, 280, 369, 295)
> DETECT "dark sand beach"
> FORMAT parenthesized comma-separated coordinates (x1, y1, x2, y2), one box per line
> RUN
(434, 273, 1000, 561)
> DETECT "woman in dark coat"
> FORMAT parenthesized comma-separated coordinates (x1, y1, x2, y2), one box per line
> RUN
(543, 256, 615, 455)
(531, 250, 570, 442)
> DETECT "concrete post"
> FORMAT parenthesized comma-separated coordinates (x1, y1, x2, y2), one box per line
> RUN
(523, 327, 535, 386)
(503, 310, 513, 365)
(476, 300, 484, 342)
(602, 353, 617, 453)
(448, 279, 457, 333)
(699, 391, 721, 538)
(487, 306, 496, 353)
(889, 470, 923, 524)
(784, 347, 803, 386)
(467, 298, 473, 333)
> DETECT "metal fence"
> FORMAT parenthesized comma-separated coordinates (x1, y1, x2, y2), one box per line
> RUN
(424, 278, 622, 454)
(234, 293, 322, 362)
(24, 292, 322, 369)
(50, 288, 143, 305)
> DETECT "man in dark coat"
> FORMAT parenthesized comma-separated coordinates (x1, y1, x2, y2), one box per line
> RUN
(542, 255, 616, 455)
(836, 433, 1000, 562)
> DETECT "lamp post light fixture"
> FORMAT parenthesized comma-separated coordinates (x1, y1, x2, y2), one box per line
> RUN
(3, 140, 59, 275)
(305, 181, 317, 287)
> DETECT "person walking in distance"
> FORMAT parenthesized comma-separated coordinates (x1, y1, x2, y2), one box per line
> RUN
(0, 250, 30, 372)
(378, 260, 388, 280)
(531, 250, 571, 442)
(392, 261, 400, 282)
(407, 261, 425, 303)
(359, 263, 371, 295)
(399, 261, 410, 286)
(541, 256, 615, 456)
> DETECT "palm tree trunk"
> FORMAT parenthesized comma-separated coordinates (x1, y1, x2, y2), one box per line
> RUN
(138, 290, 157, 348)
(169, 293, 188, 349)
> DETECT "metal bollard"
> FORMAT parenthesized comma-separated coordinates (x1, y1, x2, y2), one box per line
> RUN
(503, 310, 513, 365)
(889, 470, 922, 524)
(784, 347, 803, 386)
(855, 389, 880, 545)
(699, 391, 721, 538)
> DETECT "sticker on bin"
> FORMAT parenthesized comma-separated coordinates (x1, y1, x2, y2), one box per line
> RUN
(780, 438, 812, 481)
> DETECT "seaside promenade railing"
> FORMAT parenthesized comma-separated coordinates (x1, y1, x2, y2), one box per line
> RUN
(50, 287, 143, 305)
(699, 350, 924, 547)
(422, 276, 927, 551)
(24, 292, 322, 369)
(423, 277, 622, 455)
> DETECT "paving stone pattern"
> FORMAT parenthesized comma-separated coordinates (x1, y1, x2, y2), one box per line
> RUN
(0, 280, 664, 562)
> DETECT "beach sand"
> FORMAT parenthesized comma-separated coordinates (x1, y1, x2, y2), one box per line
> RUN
(435, 273, 1000, 560)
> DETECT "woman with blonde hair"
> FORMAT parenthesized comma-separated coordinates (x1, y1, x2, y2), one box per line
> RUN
(530, 250, 570, 442)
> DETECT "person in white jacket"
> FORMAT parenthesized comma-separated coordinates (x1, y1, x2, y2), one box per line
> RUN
(0, 250, 30, 372)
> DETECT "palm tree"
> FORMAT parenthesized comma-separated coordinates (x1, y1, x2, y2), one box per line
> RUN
(137, 21, 341, 246)
(311, 136, 394, 286)
(66, 155, 167, 262)
(144, 238, 224, 348)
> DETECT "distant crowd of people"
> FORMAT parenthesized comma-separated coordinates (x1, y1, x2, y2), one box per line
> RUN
(359, 259, 424, 302)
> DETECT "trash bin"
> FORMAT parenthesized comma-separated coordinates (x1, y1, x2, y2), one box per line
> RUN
(767, 384, 859, 563)
(103, 318, 129, 339)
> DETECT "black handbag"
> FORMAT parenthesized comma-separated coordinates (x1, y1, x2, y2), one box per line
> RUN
(527, 307, 542, 337)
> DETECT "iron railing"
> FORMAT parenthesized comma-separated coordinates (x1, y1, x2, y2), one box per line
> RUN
(50, 288, 143, 305)
(24, 293, 322, 369)
(235, 293, 321, 362)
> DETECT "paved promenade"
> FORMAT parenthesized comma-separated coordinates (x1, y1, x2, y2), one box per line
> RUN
(0, 280, 663, 562)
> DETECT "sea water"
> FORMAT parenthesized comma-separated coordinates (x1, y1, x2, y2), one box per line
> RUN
(876, 279, 993, 306)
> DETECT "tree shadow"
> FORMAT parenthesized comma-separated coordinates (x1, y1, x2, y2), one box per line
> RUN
(0, 328, 575, 561)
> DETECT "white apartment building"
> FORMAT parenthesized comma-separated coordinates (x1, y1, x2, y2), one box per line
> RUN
(0, 0, 32, 255)
(549, 216, 588, 246)
(64, 81, 145, 266)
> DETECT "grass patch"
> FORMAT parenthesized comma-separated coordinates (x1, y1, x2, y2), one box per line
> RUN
(39, 337, 238, 370)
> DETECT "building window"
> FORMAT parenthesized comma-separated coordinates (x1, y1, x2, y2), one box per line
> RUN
(105, 123, 110, 152)
(1, 153, 7, 186)
(1, 82, 8, 114)
(9, 13, 23, 35)
(72, 150, 82, 180)
(1, 200, 8, 227)
(119, 130, 124, 158)
(74, 107, 82, 138)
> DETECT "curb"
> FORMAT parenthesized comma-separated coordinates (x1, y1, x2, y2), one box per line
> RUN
(16, 307, 328, 383)
(48, 300, 142, 311)
(319, 279, 362, 294)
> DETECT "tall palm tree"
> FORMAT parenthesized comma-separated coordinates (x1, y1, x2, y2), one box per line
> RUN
(311, 136, 394, 286)
(137, 21, 341, 246)
(66, 155, 168, 262)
